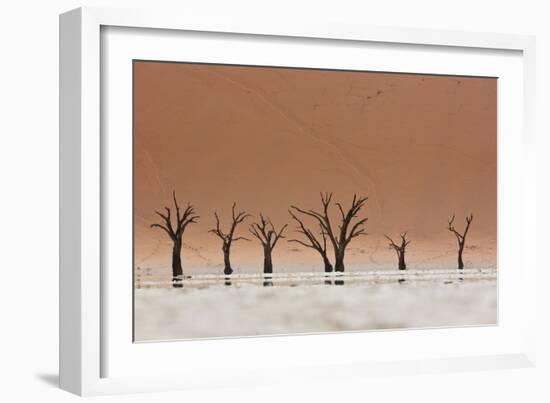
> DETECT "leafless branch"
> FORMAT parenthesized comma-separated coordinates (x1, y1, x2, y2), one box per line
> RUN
(210, 203, 250, 245)
(447, 213, 474, 244)
(150, 191, 199, 280)
(151, 192, 198, 241)
(288, 209, 327, 253)
(447, 213, 474, 269)
(249, 214, 287, 249)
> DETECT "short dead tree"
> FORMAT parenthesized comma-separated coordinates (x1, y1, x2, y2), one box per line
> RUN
(290, 193, 368, 272)
(150, 191, 199, 283)
(249, 215, 287, 274)
(447, 213, 474, 270)
(210, 203, 251, 275)
(384, 232, 411, 270)
(288, 209, 333, 273)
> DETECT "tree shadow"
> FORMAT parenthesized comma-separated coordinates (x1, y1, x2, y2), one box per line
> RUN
(324, 274, 332, 285)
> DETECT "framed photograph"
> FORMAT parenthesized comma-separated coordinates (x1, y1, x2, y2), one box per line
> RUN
(60, 7, 537, 396)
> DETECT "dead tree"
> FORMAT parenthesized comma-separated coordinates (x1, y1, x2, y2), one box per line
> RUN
(249, 215, 287, 274)
(384, 232, 411, 270)
(288, 210, 333, 272)
(210, 203, 251, 275)
(290, 193, 368, 272)
(447, 213, 474, 270)
(150, 191, 199, 282)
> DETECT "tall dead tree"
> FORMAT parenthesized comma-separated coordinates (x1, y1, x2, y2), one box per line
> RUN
(290, 193, 368, 272)
(447, 213, 474, 270)
(288, 210, 333, 272)
(210, 203, 251, 275)
(150, 191, 199, 282)
(249, 215, 287, 274)
(384, 232, 411, 270)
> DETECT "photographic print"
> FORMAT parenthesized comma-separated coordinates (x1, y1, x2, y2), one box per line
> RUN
(133, 61, 497, 342)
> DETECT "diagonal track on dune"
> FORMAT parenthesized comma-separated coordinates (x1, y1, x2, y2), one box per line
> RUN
(133, 134, 170, 266)
(206, 68, 385, 230)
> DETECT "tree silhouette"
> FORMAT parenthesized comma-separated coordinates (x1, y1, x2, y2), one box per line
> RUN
(447, 213, 474, 270)
(384, 232, 411, 270)
(249, 215, 287, 274)
(150, 191, 199, 283)
(210, 203, 251, 275)
(290, 193, 368, 272)
(288, 210, 333, 272)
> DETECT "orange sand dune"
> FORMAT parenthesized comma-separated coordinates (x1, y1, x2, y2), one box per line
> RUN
(134, 62, 496, 274)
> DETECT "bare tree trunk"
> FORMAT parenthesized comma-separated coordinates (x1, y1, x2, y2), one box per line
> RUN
(385, 233, 410, 271)
(323, 255, 333, 273)
(398, 252, 406, 271)
(211, 203, 251, 276)
(458, 244, 464, 270)
(223, 244, 233, 275)
(249, 215, 286, 276)
(263, 246, 273, 274)
(290, 193, 368, 275)
(172, 239, 183, 279)
(447, 214, 473, 271)
(334, 250, 345, 272)
(150, 192, 199, 286)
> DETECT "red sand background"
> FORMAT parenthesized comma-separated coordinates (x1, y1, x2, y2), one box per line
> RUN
(133, 61, 496, 274)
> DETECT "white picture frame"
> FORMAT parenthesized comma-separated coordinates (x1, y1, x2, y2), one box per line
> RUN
(59, 6, 537, 396)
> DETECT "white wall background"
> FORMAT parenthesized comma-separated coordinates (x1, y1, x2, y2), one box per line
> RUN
(0, 0, 548, 402)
